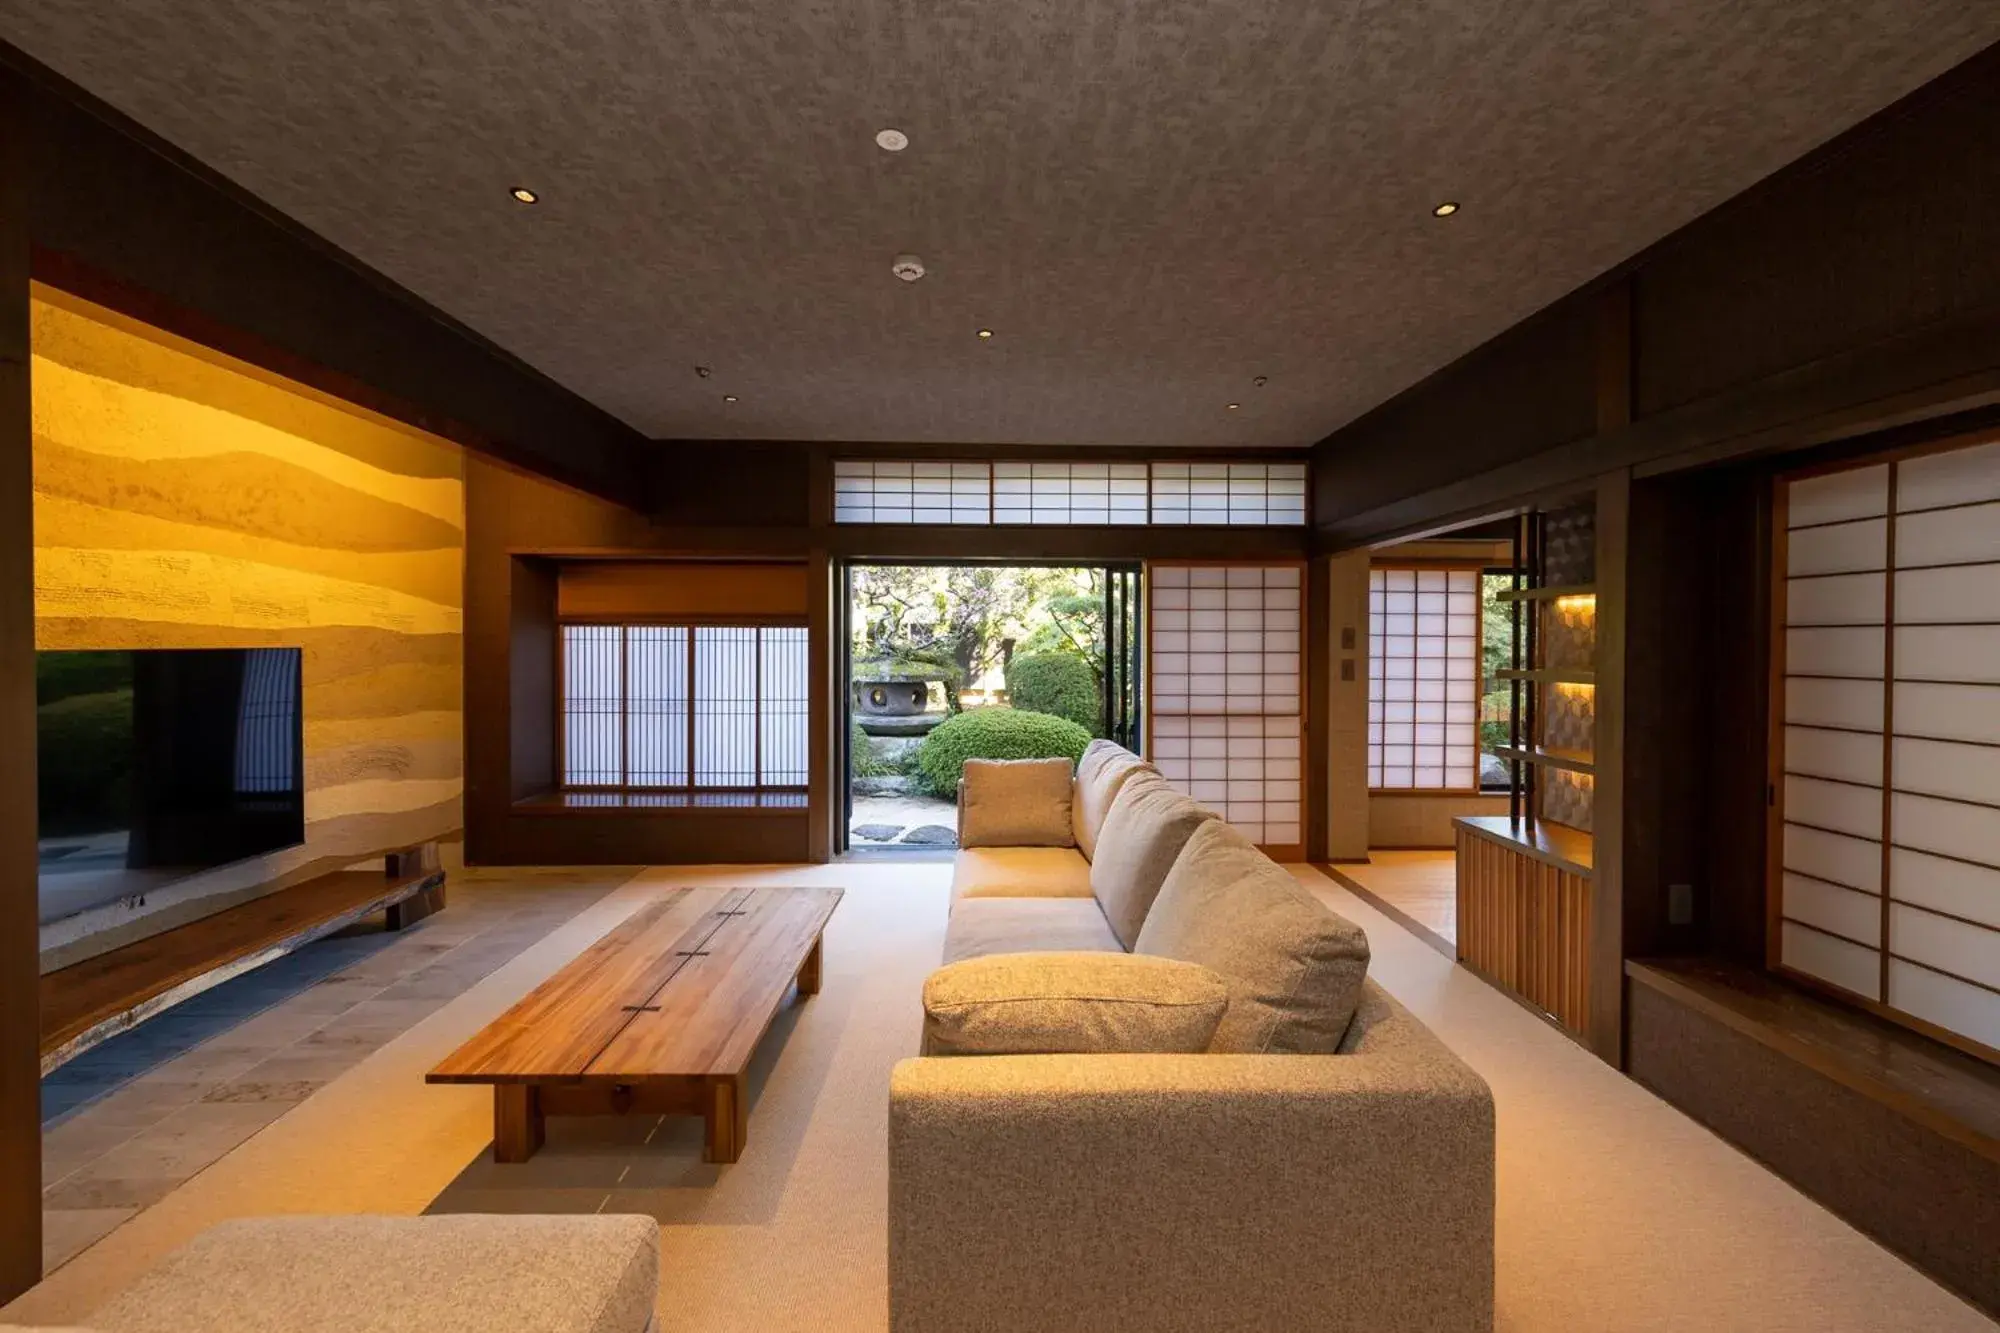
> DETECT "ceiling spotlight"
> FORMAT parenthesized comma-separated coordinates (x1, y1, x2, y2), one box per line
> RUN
(1432, 200, 1459, 217)
(875, 128, 910, 152)
(724, 394, 739, 403)
(509, 186, 539, 204)
(694, 365, 713, 379)
(976, 329, 994, 340)
(892, 253, 927, 283)
(1252, 375, 1268, 388)
(1226, 402, 1241, 411)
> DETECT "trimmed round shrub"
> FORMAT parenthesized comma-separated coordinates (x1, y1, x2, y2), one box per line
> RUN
(914, 706, 1091, 798)
(851, 719, 894, 778)
(1004, 651, 1101, 734)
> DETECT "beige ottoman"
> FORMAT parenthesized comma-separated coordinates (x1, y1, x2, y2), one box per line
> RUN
(86, 1214, 658, 1333)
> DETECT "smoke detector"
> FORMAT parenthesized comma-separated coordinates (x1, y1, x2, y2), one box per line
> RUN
(891, 253, 926, 283)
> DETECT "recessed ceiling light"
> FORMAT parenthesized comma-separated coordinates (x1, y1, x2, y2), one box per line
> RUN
(875, 128, 909, 152)
(976, 329, 994, 340)
(1226, 402, 1240, 411)
(724, 394, 739, 403)
(510, 186, 539, 205)
(1432, 200, 1459, 217)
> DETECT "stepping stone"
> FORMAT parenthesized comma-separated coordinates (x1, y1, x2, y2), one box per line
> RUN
(901, 825, 959, 847)
(853, 823, 904, 842)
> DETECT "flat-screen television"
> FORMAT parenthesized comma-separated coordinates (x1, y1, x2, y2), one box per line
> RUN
(37, 647, 304, 924)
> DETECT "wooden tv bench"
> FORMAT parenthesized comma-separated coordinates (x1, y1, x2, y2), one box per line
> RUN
(428, 884, 841, 1164)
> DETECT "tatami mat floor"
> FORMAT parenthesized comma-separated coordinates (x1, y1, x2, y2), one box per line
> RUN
(8, 860, 1992, 1331)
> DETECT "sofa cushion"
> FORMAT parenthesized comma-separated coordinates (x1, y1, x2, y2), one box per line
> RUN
(922, 951, 1229, 1055)
(90, 1214, 659, 1333)
(1088, 773, 1216, 950)
(957, 757, 1075, 848)
(1135, 820, 1371, 1053)
(1071, 740, 1154, 862)
(951, 846, 1093, 905)
(943, 897, 1122, 964)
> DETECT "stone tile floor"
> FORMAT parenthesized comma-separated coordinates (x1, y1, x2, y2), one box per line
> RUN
(37, 869, 630, 1273)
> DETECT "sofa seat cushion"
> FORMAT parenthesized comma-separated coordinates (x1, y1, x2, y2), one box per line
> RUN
(1071, 740, 1154, 862)
(943, 897, 1123, 964)
(957, 757, 1076, 848)
(922, 951, 1229, 1055)
(1135, 820, 1371, 1053)
(951, 846, 1093, 905)
(1088, 772, 1217, 950)
(90, 1214, 659, 1333)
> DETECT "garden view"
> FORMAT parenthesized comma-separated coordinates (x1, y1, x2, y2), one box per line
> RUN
(848, 564, 1136, 847)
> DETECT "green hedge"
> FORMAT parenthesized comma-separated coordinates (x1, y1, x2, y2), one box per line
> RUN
(36, 689, 134, 836)
(851, 719, 895, 778)
(1004, 651, 1100, 734)
(914, 706, 1091, 798)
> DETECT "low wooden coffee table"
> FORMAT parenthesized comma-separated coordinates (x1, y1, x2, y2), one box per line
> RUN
(427, 885, 841, 1163)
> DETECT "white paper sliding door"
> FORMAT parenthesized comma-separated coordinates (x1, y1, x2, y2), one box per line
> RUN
(1147, 563, 1304, 856)
(1775, 436, 2000, 1060)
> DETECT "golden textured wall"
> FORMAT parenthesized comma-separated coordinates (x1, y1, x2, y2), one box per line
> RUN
(30, 286, 464, 912)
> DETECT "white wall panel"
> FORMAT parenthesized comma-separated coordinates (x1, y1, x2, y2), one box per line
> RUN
(1894, 501, 2000, 568)
(1781, 441, 2000, 1051)
(1890, 847, 2000, 929)
(1896, 565, 2000, 624)
(1367, 566, 1481, 789)
(1891, 905, 2000, 991)
(1784, 677, 1884, 731)
(1784, 573, 1886, 626)
(1783, 725, 1883, 785)
(1891, 791, 2000, 869)
(1895, 440, 2000, 512)
(1781, 920, 1882, 1000)
(1891, 736, 2000, 809)
(1783, 626, 1884, 679)
(1783, 822, 1881, 893)
(1783, 873, 1882, 947)
(1786, 518, 1886, 576)
(1783, 775, 1883, 840)
(1887, 961, 2000, 1051)
(1894, 626, 2000, 685)
(1150, 563, 1303, 850)
(1894, 682, 2000, 745)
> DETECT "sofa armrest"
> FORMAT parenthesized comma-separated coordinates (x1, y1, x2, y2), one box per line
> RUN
(888, 1041, 1493, 1333)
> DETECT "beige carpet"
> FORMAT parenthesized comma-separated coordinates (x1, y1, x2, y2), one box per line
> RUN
(5, 860, 1993, 1332)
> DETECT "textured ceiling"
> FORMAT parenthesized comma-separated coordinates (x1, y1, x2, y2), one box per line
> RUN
(4, 3, 1996, 449)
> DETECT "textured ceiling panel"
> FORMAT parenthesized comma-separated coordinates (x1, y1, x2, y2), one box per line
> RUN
(3, 2, 1995, 448)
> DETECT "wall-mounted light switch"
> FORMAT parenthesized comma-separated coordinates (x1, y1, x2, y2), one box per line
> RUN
(1340, 627, 1357, 650)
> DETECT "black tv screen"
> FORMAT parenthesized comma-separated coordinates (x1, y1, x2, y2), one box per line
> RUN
(37, 647, 304, 923)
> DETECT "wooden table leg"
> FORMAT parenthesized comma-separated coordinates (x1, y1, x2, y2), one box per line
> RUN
(703, 1076, 747, 1164)
(494, 1085, 545, 1163)
(796, 933, 823, 997)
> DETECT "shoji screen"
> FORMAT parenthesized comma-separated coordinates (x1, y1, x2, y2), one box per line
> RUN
(1776, 437, 2000, 1059)
(1366, 567, 1481, 790)
(1148, 564, 1304, 854)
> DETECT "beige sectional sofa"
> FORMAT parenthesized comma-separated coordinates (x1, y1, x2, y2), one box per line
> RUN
(890, 741, 1495, 1333)
(5, 1214, 659, 1333)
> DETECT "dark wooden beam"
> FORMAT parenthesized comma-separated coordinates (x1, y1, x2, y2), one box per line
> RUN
(0, 70, 41, 1304)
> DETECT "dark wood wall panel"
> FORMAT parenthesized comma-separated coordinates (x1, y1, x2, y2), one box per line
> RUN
(1627, 980, 2000, 1317)
(0, 73, 41, 1306)
(1634, 65, 2000, 417)
(1311, 297, 1599, 526)
(1310, 42, 2000, 545)
(4, 54, 645, 504)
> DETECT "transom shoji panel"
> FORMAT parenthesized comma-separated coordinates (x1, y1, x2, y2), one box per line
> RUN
(832, 460, 989, 524)
(1149, 564, 1303, 849)
(1366, 567, 1481, 790)
(993, 462, 1149, 524)
(830, 460, 1308, 526)
(1777, 437, 2000, 1058)
(1149, 462, 1307, 526)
